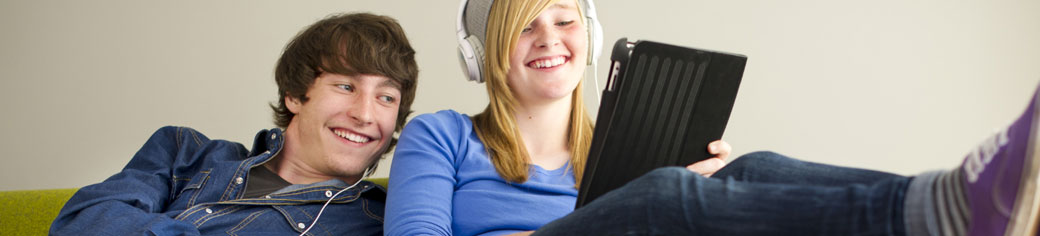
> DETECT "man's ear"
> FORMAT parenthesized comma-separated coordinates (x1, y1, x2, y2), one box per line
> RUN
(285, 95, 302, 114)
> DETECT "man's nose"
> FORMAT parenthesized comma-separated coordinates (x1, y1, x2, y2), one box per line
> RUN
(349, 96, 375, 126)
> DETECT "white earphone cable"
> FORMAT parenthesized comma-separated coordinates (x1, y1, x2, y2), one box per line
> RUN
(592, 64, 601, 103)
(298, 167, 371, 236)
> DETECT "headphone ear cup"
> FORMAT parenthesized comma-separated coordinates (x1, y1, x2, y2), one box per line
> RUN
(466, 35, 486, 83)
(581, 0, 603, 66)
(457, 35, 486, 83)
(457, 47, 476, 82)
(586, 16, 595, 66)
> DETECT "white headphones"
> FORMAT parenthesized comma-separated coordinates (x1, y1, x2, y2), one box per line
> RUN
(456, 0, 604, 83)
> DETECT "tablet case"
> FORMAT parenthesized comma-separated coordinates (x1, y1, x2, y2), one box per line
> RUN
(575, 38, 747, 208)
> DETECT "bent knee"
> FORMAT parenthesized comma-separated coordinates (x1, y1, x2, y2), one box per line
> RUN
(644, 167, 692, 180)
(731, 151, 792, 167)
(626, 167, 697, 190)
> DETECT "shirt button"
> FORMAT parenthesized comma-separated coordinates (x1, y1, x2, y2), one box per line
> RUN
(235, 177, 244, 185)
(297, 223, 306, 229)
(325, 190, 333, 197)
(205, 208, 213, 214)
(264, 195, 271, 199)
(271, 133, 277, 140)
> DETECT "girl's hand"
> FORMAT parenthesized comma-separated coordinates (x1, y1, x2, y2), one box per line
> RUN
(685, 140, 731, 177)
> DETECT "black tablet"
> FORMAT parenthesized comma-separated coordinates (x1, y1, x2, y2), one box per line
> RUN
(576, 38, 747, 208)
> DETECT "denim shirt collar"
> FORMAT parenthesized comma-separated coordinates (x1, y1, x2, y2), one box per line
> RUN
(247, 128, 284, 167)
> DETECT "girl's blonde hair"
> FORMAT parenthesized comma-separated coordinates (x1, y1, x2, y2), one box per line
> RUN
(472, 0, 594, 187)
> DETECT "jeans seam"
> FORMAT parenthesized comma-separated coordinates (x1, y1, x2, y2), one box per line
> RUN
(188, 128, 203, 146)
(273, 205, 303, 233)
(221, 159, 251, 201)
(680, 170, 697, 234)
(175, 204, 207, 221)
(175, 126, 183, 149)
(362, 198, 383, 222)
(226, 208, 268, 235)
(194, 205, 244, 226)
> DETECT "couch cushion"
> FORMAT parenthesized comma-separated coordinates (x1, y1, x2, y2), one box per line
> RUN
(0, 188, 78, 235)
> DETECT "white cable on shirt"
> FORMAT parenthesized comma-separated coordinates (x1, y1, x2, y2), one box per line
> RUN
(591, 65, 601, 103)
(298, 167, 371, 236)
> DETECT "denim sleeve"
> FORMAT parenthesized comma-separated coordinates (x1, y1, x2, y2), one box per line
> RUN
(384, 112, 461, 236)
(50, 126, 203, 236)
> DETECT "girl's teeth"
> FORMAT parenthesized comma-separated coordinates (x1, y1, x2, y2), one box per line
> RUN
(531, 57, 565, 69)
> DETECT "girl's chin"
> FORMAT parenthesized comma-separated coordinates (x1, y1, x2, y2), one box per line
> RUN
(533, 88, 578, 101)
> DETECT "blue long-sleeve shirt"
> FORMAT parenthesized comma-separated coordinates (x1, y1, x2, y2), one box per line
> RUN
(51, 126, 385, 235)
(385, 110, 577, 236)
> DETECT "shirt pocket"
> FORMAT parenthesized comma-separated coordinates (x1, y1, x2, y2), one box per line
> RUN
(172, 169, 212, 209)
(362, 198, 385, 222)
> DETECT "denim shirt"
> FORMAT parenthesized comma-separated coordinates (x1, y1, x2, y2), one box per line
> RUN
(51, 126, 385, 235)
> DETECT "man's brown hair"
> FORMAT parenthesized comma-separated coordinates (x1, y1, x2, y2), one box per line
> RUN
(271, 12, 418, 157)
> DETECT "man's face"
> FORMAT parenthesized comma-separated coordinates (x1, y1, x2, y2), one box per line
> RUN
(285, 72, 400, 180)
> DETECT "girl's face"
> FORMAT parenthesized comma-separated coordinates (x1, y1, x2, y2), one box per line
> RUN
(506, 0, 588, 105)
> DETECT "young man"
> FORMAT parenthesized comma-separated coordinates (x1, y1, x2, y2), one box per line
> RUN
(51, 13, 417, 235)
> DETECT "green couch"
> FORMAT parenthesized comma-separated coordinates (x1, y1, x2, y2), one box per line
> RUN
(0, 178, 389, 235)
(0, 188, 79, 235)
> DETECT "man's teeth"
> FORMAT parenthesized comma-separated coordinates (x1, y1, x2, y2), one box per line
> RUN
(334, 130, 370, 143)
(531, 57, 566, 69)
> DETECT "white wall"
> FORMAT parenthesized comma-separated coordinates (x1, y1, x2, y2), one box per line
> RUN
(1, 1, 1038, 191)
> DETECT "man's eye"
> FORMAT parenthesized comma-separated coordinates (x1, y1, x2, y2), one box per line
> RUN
(337, 84, 353, 91)
(379, 95, 396, 103)
(556, 20, 574, 26)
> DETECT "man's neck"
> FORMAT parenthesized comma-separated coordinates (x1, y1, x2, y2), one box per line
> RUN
(270, 125, 361, 185)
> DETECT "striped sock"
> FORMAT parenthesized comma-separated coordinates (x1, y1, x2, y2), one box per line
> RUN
(905, 169, 971, 236)
(932, 169, 970, 235)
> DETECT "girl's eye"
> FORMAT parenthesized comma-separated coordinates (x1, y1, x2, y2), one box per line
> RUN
(556, 20, 574, 26)
(521, 27, 532, 33)
(337, 84, 354, 91)
(379, 95, 396, 103)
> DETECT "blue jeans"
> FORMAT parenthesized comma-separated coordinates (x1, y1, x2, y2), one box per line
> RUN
(535, 151, 911, 236)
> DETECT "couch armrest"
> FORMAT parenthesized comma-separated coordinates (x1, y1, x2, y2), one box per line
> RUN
(0, 188, 78, 235)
